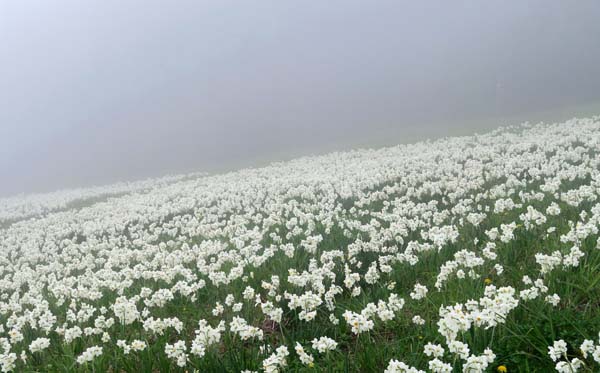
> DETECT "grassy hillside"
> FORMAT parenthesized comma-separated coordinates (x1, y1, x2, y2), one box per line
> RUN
(1, 117, 600, 372)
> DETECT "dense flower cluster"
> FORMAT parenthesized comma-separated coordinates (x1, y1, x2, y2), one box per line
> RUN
(0, 116, 599, 371)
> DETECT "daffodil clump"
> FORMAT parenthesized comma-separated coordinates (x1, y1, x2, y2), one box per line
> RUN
(1, 117, 600, 372)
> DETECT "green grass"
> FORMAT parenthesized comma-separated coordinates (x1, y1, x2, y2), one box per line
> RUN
(6, 169, 600, 373)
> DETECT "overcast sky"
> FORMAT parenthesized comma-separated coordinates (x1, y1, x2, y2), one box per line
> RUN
(1, 1, 600, 196)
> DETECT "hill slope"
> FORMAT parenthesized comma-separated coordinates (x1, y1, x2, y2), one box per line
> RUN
(1, 117, 600, 372)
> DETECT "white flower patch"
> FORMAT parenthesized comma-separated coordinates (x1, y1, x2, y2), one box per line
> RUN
(0, 117, 599, 371)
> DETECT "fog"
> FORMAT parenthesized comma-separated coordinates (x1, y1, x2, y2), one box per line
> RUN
(1, 1, 600, 197)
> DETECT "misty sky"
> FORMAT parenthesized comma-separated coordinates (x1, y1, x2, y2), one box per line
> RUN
(1, 1, 600, 197)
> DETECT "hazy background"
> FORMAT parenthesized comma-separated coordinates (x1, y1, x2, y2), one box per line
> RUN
(1, 1, 600, 197)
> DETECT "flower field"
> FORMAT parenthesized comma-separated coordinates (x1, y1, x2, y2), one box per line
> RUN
(1, 117, 600, 372)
